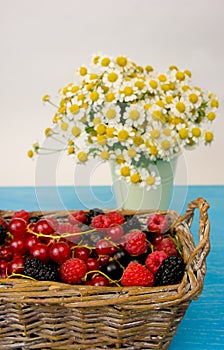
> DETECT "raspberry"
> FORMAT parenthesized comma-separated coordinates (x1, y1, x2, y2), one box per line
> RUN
(124, 230, 147, 256)
(60, 258, 87, 284)
(121, 262, 154, 287)
(105, 211, 124, 225)
(145, 251, 168, 274)
(147, 213, 169, 234)
(12, 210, 30, 223)
(155, 237, 178, 256)
(68, 210, 87, 224)
(91, 214, 112, 229)
(57, 223, 81, 243)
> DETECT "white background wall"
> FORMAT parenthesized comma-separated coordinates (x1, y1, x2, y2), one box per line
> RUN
(0, 0, 223, 187)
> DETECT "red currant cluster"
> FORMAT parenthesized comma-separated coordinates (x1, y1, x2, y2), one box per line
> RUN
(0, 209, 185, 287)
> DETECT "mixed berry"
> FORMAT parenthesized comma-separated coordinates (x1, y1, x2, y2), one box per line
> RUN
(0, 209, 185, 287)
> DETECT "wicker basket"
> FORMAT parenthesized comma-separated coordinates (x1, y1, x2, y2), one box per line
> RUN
(0, 197, 210, 350)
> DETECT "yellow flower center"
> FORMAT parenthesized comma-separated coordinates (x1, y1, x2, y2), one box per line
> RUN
(144, 103, 152, 111)
(106, 127, 116, 138)
(158, 74, 167, 82)
(149, 80, 158, 89)
(58, 106, 66, 114)
(161, 83, 170, 92)
(90, 73, 98, 80)
(163, 128, 172, 136)
(133, 135, 144, 146)
(45, 128, 53, 137)
(123, 86, 133, 96)
(97, 135, 107, 145)
(42, 94, 50, 102)
(156, 100, 165, 108)
(106, 92, 115, 102)
(184, 69, 192, 77)
(93, 116, 101, 125)
(150, 129, 160, 139)
(166, 96, 173, 104)
(205, 131, 214, 143)
(77, 93, 85, 101)
(192, 127, 201, 138)
(96, 124, 106, 135)
(68, 147, 75, 155)
(146, 176, 155, 186)
(61, 121, 68, 131)
(70, 104, 80, 114)
(72, 126, 81, 137)
(145, 65, 154, 73)
(116, 56, 127, 67)
(178, 128, 188, 139)
(71, 85, 79, 93)
(118, 130, 129, 141)
(161, 139, 171, 150)
(149, 145, 158, 156)
(207, 111, 216, 121)
(130, 173, 141, 183)
(129, 110, 140, 121)
(116, 154, 125, 164)
(211, 99, 219, 108)
(107, 72, 118, 83)
(176, 102, 186, 113)
(100, 150, 110, 160)
(106, 108, 116, 120)
(134, 81, 145, 90)
(90, 91, 100, 102)
(127, 148, 137, 158)
(86, 82, 94, 91)
(79, 67, 88, 76)
(182, 85, 190, 92)
(175, 71, 185, 81)
(189, 93, 198, 104)
(101, 57, 110, 66)
(77, 152, 88, 162)
(120, 166, 130, 177)
(27, 150, 34, 158)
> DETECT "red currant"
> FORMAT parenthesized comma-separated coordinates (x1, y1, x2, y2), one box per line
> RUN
(96, 239, 117, 256)
(8, 257, 25, 274)
(105, 225, 124, 242)
(74, 247, 90, 261)
(25, 235, 41, 252)
(0, 245, 13, 261)
(0, 260, 8, 273)
(10, 237, 26, 255)
(49, 242, 71, 264)
(8, 218, 27, 237)
(86, 258, 99, 271)
(91, 275, 109, 286)
(30, 243, 49, 262)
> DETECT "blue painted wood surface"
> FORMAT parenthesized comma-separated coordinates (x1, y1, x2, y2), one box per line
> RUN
(0, 185, 223, 349)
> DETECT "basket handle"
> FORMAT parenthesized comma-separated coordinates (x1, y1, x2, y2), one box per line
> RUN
(174, 197, 210, 270)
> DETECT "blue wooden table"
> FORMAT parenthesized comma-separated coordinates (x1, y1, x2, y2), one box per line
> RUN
(0, 185, 223, 349)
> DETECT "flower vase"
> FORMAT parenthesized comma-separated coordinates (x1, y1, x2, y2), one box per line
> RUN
(110, 157, 179, 211)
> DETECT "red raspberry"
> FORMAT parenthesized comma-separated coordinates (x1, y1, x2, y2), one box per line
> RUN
(57, 223, 81, 243)
(12, 210, 30, 223)
(60, 258, 87, 284)
(147, 213, 169, 234)
(68, 210, 87, 224)
(155, 237, 178, 256)
(145, 251, 168, 274)
(105, 211, 124, 225)
(124, 230, 147, 256)
(91, 214, 112, 229)
(121, 262, 154, 287)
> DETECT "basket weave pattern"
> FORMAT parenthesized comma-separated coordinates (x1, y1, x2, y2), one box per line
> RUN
(0, 198, 210, 349)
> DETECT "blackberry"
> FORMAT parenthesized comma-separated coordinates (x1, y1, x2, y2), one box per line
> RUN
(155, 256, 185, 286)
(0, 225, 7, 245)
(123, 215, 141, 233)
(24, 258, 59, 282)
(86, 208, 104, 225)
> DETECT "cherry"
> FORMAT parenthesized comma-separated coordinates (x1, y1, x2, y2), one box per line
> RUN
(30, 243, 49, 262)
(86, 258, 99, 271)
(10, 237, 26, 255)
(98, 255, 110, 266)
(91, 275, 109, 286)
(12, 210, 30, 223)
(34, 219, 55, 235)
(25, 235, 41, 252)
(105, 225, 124, 242)
(49, 242, 71, 264)
(96, 239, 117, 256)
(8, 257, 25, 274)
(0, 245, 13, 261)
(74, 247, 90, 261)
(8, 218, 27, 237)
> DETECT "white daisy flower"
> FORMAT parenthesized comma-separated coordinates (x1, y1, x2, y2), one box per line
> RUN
(139, 168, 161, 191)
(123, 104, 145, 127)
(101, 103, 121, 125)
